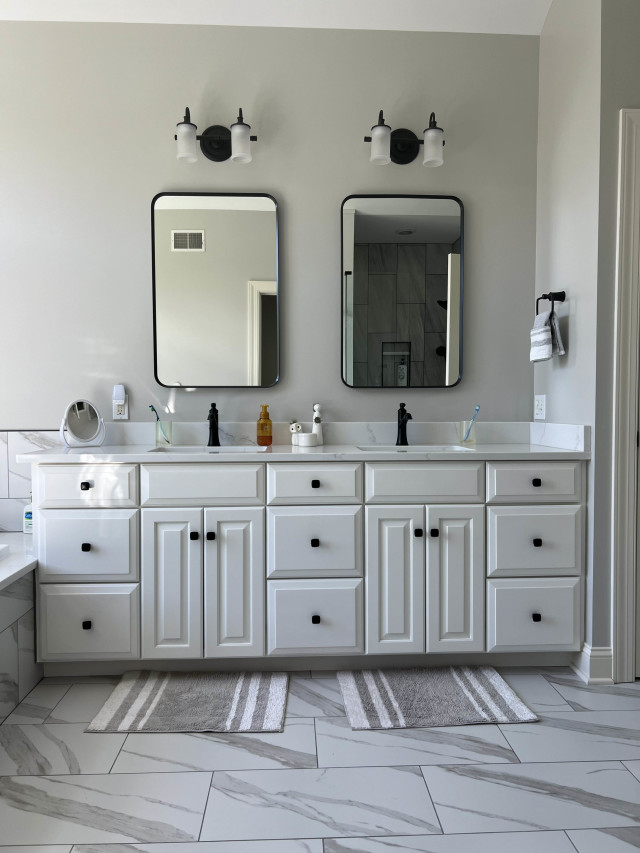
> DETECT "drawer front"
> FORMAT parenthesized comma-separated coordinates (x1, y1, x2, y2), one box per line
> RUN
(38, 583, 140, 660)
(34, 465, 138, 508)
(37, 509, 139, 582)
(267, 506, 362, 578)
(487, 462, 583, 503)
(365, 462, 485, 503)
(267, 579, 363, 655)
(140, 463, 264, 506)
(487, 577, 581, 651)
(267, 463, 362, 505)
(487, 505, 583, 576)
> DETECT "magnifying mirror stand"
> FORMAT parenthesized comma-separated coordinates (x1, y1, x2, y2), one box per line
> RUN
(60, 400, 106, 448)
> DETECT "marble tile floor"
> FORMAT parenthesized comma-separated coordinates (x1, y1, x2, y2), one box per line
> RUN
(3, 668, 640, 850)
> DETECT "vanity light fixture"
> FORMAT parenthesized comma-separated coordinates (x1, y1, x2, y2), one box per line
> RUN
(175, 107, 257, 164)
(364, 110, 445, 166)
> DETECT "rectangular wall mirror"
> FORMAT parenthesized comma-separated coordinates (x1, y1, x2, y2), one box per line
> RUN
(342, 194, 463, 388)
(152, 192, 279, 387)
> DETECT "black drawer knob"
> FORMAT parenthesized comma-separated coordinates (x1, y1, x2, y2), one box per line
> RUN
(533, 537, 543, 547)
(82, 620, 92, 630)
(190, 531, 199, 541)
(415, 529, 424, 538)
(311, 614, 321, 624)
(81, 543, 91, 552)
(311, 538, 320, 548)
(532, 612, 542, 622)
(532, 478, 542, 487)
(206, 531, 216, 541)
(430, 528, 439, 538)
(80, 481, 91, 491)
(311, 479, 321, 489)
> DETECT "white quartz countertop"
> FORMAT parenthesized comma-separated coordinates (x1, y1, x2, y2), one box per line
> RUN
(0, 533, 37, 592)
(16, 443, 591, 463)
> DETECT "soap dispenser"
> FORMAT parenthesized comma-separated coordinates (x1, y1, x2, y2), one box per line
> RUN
(257, 404, 273, 446)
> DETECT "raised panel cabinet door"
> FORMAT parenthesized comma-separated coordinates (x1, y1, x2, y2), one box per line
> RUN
(204, 507, 265, 657)
(366, 505, 425, 654)
(426, 505, 485, 652)
(141, 508, 202, 659)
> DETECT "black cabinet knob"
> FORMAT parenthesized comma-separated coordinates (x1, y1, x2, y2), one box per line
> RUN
(311, 614, 321, 624)
(80, 481, 91, 491)
(190, 531, 199, 541)
(310, 538, 320, 548)
(430, 528, 439, 538)
(82, 620, 92, 630)
(532, 477, 542, 487)
(311, 479, 320, 489)
(206, 531, 216, 541)
(533, 537, 543, 547)
(532, 612, 542, 622)
(414, 529, 424, 538)
(81, 543, 91, 552)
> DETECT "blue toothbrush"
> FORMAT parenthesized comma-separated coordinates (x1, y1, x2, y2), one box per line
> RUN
(463, 405, 480, 442)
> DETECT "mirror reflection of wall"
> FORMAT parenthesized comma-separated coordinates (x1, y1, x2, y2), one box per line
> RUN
(152, 194, 278, 388)
(342, 196, 463, 389)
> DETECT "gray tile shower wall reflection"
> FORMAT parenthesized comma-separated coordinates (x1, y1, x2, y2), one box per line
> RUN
(352, 241, 452, 387)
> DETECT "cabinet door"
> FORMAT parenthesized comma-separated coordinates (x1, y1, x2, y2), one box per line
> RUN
(141, 508, 202, 659)
(204, 508, 264, 657)
(366, 505, 425, 654)
(426, 505, 485, 652)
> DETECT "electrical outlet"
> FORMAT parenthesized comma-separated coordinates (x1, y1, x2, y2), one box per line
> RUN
(534, 394, 546, 421)
(113, 395, 129, 420)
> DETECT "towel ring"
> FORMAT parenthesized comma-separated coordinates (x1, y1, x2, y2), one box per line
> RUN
(536, 290, 566, 315)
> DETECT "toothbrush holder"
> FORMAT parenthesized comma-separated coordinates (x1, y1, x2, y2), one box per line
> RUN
(155, 420, 173, 447)
(459, 419, 476, 445)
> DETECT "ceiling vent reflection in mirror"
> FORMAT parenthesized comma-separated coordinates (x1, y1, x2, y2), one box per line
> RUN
(171, 230, 205, 252)
(175, 107, 257, 164)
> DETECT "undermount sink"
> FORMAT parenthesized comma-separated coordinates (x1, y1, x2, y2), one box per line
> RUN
(356, 444, 474, 453)
(147, 445, 268, 453)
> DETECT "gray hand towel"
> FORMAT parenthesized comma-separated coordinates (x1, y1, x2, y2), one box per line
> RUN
(530, 310, 565, 362)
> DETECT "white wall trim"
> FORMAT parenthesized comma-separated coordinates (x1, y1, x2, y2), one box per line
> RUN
(571, 644, 614, 684)
(611, 109, 640, 683)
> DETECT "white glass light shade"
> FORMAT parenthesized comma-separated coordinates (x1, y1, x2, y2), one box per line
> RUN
(231, 121, 252, 163)
(423, 127, 444, 167)
(176, 121, 197, 163)
(370, 124, 391, 165)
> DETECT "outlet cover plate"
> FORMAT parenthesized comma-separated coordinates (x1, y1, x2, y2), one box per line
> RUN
(534, 394, 546, 420)
(113, 395, 129, 420)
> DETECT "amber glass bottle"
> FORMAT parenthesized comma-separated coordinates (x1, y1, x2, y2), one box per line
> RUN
(257, 404, 273, 446)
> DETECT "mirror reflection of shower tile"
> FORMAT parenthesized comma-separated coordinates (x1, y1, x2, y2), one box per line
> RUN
(353, 304, 368, 363)
(425, 275, 449, 332)
(410, 361, 424, 386)
(369, 243, 397, 273)
(353, 363, 368, 386)
(367, 275, 396, 333)
(424, 332, 448, 384)
(367, 333, 396, 386)
(397, 245, 426, 303)
(353, 244, 369, 305)
(426, 243, 451, 274)
(397, 303, 425, 362)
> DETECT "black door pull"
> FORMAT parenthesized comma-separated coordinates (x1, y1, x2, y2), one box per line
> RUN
(206, 531, 216, 541)
(533, 537, 543, 547)
(190, 531, 199, 541)
(311, 614, 321, 624)
(81, 543, 91, 552)
(82, 620, 92, 630)
(311, 538, 320, 547)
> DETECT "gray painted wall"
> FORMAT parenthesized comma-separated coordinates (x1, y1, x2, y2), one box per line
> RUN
(0, 22, 538, 427)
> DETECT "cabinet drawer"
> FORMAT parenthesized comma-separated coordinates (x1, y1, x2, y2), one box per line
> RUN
(487, 505, 582, 576)
(365, 462, 485, 503)
(34, 465, 138, 508)
(140, 463, 264, 506)
(267, 463, 362, 505)
(487, 577, 581, 651)
(267, 579, 363, 654)
(37, 509, 139, 582)
(38, 583, 140, 661)
(267, 506, 362, 578)
(487, 462, 583, 503)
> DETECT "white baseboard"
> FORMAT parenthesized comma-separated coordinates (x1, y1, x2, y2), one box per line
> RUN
(572, 644, 614, 684)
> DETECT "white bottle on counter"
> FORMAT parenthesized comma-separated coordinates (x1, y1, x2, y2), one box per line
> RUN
(23, 493, 33, 534)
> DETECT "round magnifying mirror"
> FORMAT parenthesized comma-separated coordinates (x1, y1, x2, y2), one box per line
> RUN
(60, 400, 105, 447)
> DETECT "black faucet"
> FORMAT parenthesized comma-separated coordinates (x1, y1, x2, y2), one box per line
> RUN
(207, 403, 220, 447)
(396, 403, 412, 446)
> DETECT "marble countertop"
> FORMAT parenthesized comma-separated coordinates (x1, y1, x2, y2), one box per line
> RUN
(0, 533, 37, 592)
(16, 442, 591, 463)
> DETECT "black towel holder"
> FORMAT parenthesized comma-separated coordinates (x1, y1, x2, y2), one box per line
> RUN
(536, 290, 566, 315)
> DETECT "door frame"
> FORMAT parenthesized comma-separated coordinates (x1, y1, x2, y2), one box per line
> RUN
(247, 280, 277, 385)
(612, 109, 640, 682)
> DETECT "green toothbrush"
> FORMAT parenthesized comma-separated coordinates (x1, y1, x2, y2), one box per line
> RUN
(149, 405, 170, 444)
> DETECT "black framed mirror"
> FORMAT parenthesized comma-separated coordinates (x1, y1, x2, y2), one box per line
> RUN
(341, 195, 463, 388)
(152, 192, 279, 388)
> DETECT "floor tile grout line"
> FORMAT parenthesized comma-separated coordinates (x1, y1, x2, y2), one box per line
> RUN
(563, 828, 582, 853)
(418, 764, 445, 836)
(107, 730, 130, 773)
(196, 771, 215, 842)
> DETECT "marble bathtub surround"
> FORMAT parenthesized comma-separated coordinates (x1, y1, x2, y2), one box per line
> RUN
(0, 562, 42, 721)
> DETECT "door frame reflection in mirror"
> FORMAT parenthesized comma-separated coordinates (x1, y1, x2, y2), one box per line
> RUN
(341, 194, 463, 389)
(152, 192, 279, 388)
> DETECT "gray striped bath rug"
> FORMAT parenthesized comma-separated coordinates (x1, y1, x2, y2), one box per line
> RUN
(86, 670, 288, 733)
(337, 666, 537, 729)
